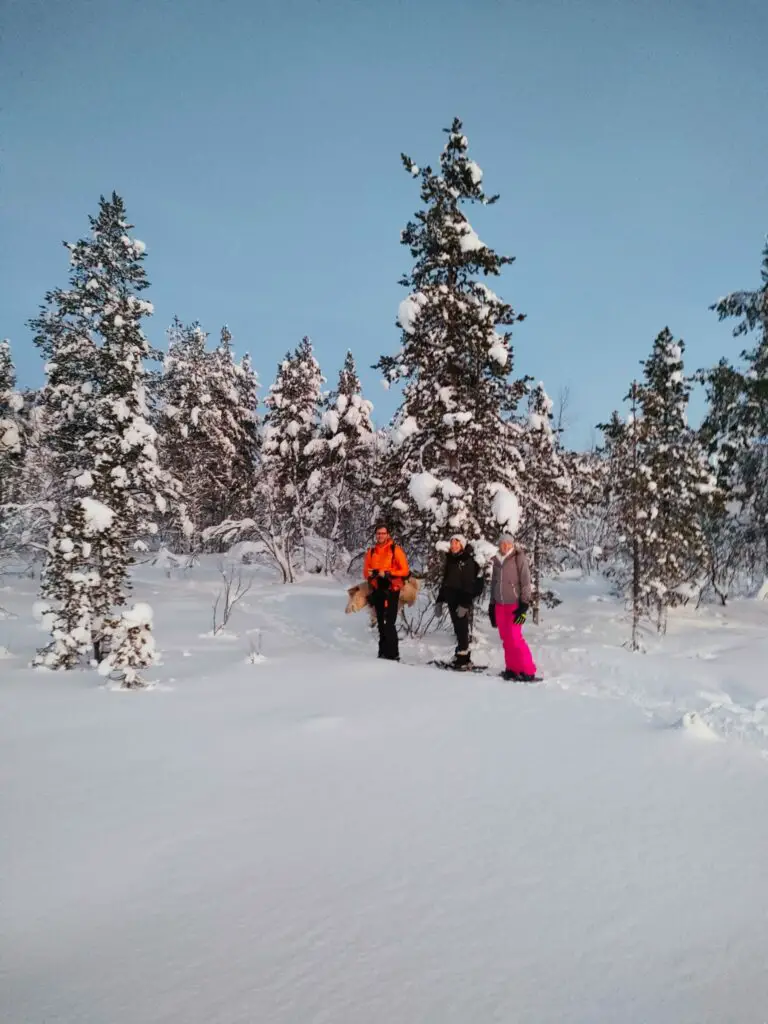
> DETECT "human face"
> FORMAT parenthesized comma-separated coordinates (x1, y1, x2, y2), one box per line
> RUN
(375, 527, 390, 545)
(449, 538, 464, 554)
(499, 539, 514, 556)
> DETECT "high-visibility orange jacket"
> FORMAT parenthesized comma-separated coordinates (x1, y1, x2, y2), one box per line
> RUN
(364, 541, 410, 591)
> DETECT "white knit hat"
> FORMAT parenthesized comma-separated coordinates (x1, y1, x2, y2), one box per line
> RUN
(499, 533, 515, 545)
(450, 534, 468, 548)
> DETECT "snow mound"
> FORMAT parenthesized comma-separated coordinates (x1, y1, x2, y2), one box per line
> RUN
(489, 484, 521, 535)
(0, 645, 13, 659)
(678, 711, 721, 742)
(122, 602, 154, 627)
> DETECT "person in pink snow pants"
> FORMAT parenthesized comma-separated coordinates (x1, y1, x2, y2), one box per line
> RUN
(489, 533, 538, 682)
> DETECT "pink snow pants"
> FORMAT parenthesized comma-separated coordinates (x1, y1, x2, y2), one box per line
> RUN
(496, 603, 537, 676)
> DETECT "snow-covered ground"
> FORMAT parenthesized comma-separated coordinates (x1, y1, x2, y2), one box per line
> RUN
(2, 561, 768, 1023)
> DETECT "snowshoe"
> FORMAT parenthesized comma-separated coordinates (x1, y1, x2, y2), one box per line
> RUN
(428, 658, 487, 674)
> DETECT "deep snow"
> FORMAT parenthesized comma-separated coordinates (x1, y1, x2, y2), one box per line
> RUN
(2, 563, 768, 1023)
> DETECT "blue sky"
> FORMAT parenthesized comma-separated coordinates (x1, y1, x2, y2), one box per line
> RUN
(2, 0, 767, 446)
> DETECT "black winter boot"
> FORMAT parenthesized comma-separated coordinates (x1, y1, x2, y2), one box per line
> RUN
(452, 650, 471, 671)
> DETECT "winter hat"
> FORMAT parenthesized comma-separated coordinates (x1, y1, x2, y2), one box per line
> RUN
(449, 534, 468, 549)
(499, 533, 516, 545)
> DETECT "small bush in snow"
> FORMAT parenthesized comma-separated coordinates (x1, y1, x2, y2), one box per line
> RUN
(98, 603, 156, 688)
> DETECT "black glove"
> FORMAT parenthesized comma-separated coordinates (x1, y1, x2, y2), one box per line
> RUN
(377, 572, 391, 591)
(489, 602, 497, 628)
(514, 602, 529, 625)
(435, 601, 444, 617)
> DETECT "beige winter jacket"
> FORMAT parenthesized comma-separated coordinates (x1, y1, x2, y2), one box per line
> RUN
(490, 546, 533, 606)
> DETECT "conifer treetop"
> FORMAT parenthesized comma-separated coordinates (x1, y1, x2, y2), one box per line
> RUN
(711, 237, 768, 340)
(31, 193, 153, 362)
(0, 339, 17, 396)
(321, 351, 374, 444)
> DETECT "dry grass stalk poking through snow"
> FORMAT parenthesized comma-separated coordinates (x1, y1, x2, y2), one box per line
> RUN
(212, 563, 253, 635)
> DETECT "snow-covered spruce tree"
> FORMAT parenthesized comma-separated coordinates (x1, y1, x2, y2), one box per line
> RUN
(601, 331, 717, 644)
(697, 361, 754, 602)
(8, 388, 61, 565)
(305, 350, 375, 570)
(700, 238, 768, 586)
(376, 118, 528, 579)
(599, 391, 655, 650)
(31, 193, 172, 675)
(160, 318, 209, 548)
(97, 601, 156, 688)
(241, 337, 323, 580)
(33, 498, 116, 670)
(0, 340, 25, 531)
(213, 326, 260, 521)
(517, 383, 574, 623)
(160, 320, 259, 550)
(635, 329, 716, 621)
(565, 446, 611, 576)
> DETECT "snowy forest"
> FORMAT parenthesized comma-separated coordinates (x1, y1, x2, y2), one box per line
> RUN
(1, 118, 767, 684)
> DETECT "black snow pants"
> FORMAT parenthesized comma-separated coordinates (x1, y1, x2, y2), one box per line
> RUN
(371, 587, 400, 660)
(448, 601, 471, 654)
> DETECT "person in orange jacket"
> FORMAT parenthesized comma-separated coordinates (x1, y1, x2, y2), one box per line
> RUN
(363, 521, 411, 661)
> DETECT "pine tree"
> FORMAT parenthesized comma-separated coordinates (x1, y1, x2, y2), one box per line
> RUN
(701, 238, 768, 582)
(517, 383, 574, 623)
(31, 193, 172, 672)
(376, 118, 528, 578)
(306, 350, 375, 569)
(259, 337, 323, 577)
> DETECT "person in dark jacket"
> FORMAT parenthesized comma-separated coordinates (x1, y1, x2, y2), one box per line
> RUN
(436, 534, 484, 670)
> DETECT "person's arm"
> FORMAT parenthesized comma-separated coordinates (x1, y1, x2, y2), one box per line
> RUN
(519, 553, 533, 605)
(363, 549, 373, 580)
(472, 560, 485, 597)
(392, 546, 410, 579)
(436, 558, 448, 604)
